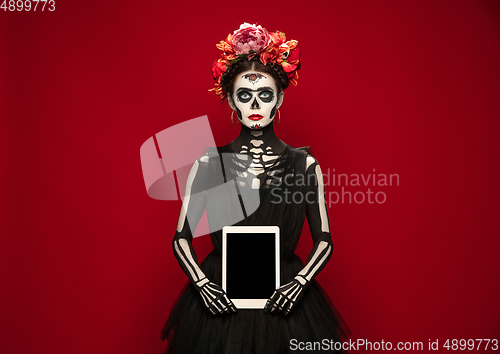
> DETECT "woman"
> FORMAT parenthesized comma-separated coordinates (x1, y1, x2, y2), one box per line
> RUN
(161, 23, 351, 353)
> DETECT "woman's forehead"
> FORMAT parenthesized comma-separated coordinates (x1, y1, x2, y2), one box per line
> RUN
(234, 70, 277, 90)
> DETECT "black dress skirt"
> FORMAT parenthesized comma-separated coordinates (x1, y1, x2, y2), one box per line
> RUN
(160, 144, 351, 353)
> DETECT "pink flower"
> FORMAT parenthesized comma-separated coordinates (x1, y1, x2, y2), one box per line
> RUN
(231, 23, 271, 55)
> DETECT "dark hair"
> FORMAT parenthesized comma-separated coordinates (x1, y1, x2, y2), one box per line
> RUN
(220, 57, 289, 100)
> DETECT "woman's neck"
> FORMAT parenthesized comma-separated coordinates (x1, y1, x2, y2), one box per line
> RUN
(230, 123, 286, 154)
(228, 123, 287, 189)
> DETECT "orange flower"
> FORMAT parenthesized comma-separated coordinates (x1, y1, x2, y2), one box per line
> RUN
(260, 43, 281, 65)
(209, 76, 226, 101)
(288, 71, 299, 86)
(216, 34, 234, 53)
(285, 40, 297, 50)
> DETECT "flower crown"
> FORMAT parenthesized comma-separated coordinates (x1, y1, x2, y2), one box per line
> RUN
(210, 23, 301, 100)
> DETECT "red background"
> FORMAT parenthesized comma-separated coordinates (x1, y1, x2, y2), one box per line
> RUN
(1, 1, 500, 353)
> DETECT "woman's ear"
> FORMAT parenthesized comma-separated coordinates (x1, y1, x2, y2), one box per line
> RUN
(227, 95, 236, 111)
(276, 91, 284, 109)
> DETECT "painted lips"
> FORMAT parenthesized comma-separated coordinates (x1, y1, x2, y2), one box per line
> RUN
(248, 114, 264, 121)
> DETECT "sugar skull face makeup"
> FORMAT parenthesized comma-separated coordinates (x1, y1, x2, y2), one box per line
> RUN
(229, 70, 283, 130)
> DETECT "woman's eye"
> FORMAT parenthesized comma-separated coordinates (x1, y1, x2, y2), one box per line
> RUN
(239, 92, 251, 100)
(259, 91, 273, 102)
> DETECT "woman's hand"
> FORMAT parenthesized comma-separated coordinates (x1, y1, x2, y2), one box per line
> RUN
(195, 277, 237, 315)
(264, 275, 309, 315)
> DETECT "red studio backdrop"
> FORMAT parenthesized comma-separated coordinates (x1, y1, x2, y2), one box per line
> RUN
(1, 1, 500, 353)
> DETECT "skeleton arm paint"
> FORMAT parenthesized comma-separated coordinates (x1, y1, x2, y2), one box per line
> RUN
(173, 156, 236, 314)
(265, 156, 333, 315)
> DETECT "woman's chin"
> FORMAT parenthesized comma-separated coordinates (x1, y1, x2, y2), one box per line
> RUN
(250, 123, 263, 130)
(243, 120, 272, 130)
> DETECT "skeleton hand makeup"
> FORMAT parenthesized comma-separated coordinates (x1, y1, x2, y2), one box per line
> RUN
(228, 70, 283, 130)
(264, 275, 308, 315)
(195, 277, 237, 315)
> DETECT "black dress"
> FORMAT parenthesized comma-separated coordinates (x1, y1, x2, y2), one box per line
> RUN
(161, 144, 351, 353)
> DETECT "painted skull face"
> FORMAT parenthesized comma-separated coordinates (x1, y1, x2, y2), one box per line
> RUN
(230, 70, 282, 130)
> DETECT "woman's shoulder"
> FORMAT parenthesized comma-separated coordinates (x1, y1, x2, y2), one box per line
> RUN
(281, 145, 319, 175)
(287, 144, 314, 156)
(287, 145, 316, 162)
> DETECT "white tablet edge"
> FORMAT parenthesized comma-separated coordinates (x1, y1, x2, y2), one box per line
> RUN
(222, 226, 280, 309)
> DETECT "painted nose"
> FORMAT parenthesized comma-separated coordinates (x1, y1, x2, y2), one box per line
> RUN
(251, 98, 260, 109)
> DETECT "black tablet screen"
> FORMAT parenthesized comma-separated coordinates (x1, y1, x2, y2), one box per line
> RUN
(226, 232, 276, 299)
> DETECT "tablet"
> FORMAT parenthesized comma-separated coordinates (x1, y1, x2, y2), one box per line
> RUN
(222, 226, 280, 309)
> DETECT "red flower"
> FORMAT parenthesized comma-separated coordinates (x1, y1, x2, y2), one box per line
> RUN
(287, 48, 300, 64)
(211, 59, 228, 80)
(269, 31, 286, 45)
(282, 62, 297, 73)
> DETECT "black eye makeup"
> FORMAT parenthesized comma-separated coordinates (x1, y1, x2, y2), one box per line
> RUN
(237, 90, 252, 103)
(236, 87, 275, 104)
(258, 90, 274, 103)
